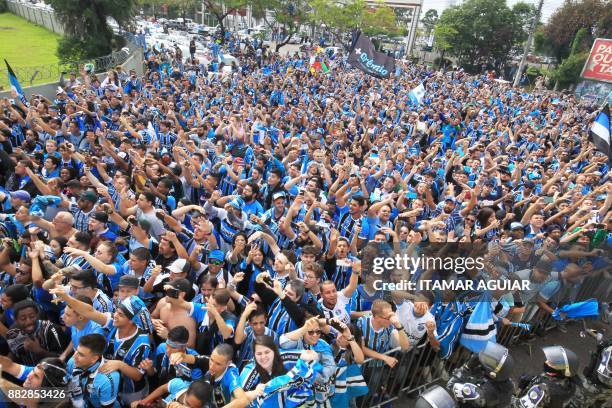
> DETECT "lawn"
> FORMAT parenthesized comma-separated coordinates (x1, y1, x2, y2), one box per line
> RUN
(0, 12, 62, 89)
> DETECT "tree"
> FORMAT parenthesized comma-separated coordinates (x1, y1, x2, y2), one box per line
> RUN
(433, 0, 531, 73)
(421, 9, 438, 35)
(166, 0, 198, 25)
(308, 0, 402, 48)
(251, 0, 311, 51)
(433, 24, 457, 68)
(49, 0, 136, 61)
(201, 0, 249, 43)
(539, 0, 611, 62)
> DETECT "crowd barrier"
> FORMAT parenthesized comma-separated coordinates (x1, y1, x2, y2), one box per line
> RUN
(355, 273, 611, 407)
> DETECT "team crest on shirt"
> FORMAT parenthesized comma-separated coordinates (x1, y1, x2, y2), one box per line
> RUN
(417, 323, 425, 331)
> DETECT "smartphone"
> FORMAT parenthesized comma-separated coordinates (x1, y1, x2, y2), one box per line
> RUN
(329, 319, 345, 332)
(128, 217, 138, 226)
(405, 192, 418, 199)
(262, 275, 274, 287)
(543, 196, 554, 204)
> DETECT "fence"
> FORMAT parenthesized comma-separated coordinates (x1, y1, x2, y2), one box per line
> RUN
(6, 0, 64, 34)
(356, 273, 611, 407)
(0, 1, 144, 99)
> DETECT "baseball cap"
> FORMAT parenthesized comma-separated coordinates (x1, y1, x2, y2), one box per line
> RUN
(168, 259, 189, 274)
(10, 190, 31, 202)
(444, 196, 456, 204)
(229, 197, 245, 210)
(596, 194, 606, 201)
(90, 211, 108, 224)
(208, 249, 225, 262)
(80, 190, 98, 203)
(169, 278, 192, 294)
(510, 222, 524, 231)
(233, 157, 245, 166)
(118, 275, 140, 289)
(272, 191, 286, 201)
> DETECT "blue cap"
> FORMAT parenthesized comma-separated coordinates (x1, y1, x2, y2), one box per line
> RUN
(208, 249, 224, 261)
(229, 197, 244, 210)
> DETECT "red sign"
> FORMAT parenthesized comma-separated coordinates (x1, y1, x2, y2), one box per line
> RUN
(581, 38, 612, 83)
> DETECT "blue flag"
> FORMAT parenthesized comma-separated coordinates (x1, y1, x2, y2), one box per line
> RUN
(552, 299, 600, 321)
(460, 292, 497, 352)
(4, 60, 28, 106)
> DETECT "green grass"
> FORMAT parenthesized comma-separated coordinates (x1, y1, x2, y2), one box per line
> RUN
(0, 12, 62, 89)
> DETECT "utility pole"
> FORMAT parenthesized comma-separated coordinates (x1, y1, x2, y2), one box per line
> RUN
(513, 0, 544, 87)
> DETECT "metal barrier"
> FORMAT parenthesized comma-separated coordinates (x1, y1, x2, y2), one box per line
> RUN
(355, 278, 611, 407)
(1, 1, 143, 89)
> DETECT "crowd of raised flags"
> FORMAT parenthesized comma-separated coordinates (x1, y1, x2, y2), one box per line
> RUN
(0, 25, 609, 408)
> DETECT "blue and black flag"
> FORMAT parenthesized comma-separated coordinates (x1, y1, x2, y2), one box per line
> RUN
(589, 103, 610, 162)
(348, 31, 395, 79)
(4, 60, 28, 106)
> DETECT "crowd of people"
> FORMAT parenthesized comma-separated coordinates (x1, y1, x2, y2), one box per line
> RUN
(0, 25, 610, 408)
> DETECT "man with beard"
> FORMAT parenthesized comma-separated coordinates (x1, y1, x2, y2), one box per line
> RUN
(5, 299, 69, 366)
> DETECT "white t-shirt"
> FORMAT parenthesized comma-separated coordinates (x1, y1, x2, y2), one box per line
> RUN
(319, 291, 352, 324)
(395, 301, 436, 347)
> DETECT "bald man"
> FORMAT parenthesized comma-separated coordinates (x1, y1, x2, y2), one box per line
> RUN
(31, 211, 77, 240)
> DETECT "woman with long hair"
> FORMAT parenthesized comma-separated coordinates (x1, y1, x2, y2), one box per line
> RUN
(239, 335, 322, 408)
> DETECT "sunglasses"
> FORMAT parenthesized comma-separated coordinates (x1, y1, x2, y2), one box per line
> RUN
(307, 330, 322, 336)
(208, 259, 223, 266)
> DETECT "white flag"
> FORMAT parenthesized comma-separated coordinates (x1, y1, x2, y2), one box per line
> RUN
(409, 84, 426, 106)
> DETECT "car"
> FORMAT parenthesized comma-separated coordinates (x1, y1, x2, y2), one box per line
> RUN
(325, 46, 342, 57)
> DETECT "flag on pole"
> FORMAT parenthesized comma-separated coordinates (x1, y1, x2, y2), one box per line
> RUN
(408, 84, 426, 106)
(4, 60, 28, 106)
(589, 104, 610, 161)
(460, 292, 497, 353)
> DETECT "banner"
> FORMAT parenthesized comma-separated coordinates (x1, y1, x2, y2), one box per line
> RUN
(589, 104, 610, 161)
(348, 32, 395, 79)
(581, 38, 612, 83)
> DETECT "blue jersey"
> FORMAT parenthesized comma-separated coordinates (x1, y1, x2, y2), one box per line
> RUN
(67, 357, 120, 408)
(154, 342, 203, 382)
(336, 207, 364, 243)
(104, 327, 151, 394)
(189, 303, 237, 355)
(267, 297, 298, 335)
(356, 315, 394, 353)
(92, 289, 114, 314)
(350, 285, 383, 314)
(70, 319, 106, 351)
(206, 365, 241, 407)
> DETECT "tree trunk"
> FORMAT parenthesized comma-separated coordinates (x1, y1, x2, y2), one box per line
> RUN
(275, 26, 295, 52)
